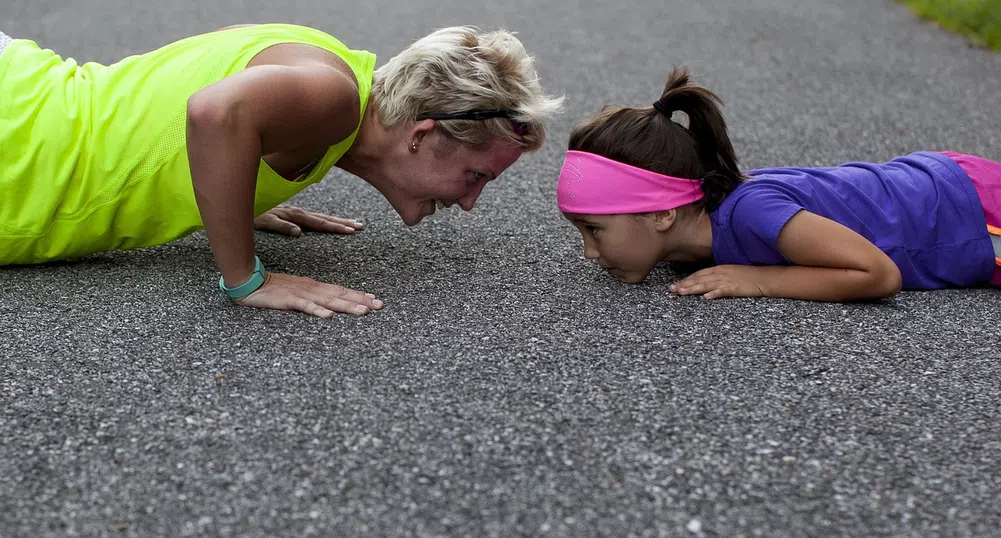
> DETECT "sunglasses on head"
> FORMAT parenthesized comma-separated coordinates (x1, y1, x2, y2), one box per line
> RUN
(416, 109, 529, 135)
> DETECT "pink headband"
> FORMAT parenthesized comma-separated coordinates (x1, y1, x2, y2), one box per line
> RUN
(557, 150, 704, 214)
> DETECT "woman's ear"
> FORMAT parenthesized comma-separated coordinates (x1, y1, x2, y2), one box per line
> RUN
(408, 119, 436, 148)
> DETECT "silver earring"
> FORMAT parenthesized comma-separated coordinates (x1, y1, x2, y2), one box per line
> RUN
(410, 141, 418, 152)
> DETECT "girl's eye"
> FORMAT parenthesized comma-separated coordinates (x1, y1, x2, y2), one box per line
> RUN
(472, 172, 485, 181)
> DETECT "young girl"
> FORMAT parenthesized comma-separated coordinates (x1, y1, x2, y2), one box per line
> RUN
(557, 67, 1001, 302)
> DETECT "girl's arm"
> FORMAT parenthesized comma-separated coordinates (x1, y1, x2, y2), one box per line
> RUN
(671, 210, 903, 302)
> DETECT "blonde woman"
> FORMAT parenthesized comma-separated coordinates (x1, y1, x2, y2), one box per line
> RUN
(0, 24, 562, 318)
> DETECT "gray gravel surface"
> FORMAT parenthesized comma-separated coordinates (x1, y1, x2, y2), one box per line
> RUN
(2, 0, 1001, 536)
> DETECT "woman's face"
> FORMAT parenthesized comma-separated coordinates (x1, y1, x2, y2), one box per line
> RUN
(388, 132, 524, 226)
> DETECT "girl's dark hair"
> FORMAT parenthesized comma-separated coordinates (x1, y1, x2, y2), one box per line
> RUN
(568, 66, 744, 211)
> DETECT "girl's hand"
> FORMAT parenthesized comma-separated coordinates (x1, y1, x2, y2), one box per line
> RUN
(669, 265, 767, 299)
(235, 272, 384, 318)
(254, 205, 364, 237)
(669, 211, 902, 302)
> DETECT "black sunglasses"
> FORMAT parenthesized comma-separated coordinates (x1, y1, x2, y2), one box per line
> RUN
(416, 109, 528, 135)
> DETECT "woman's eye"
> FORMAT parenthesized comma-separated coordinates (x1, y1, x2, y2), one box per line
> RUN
(585, 225, 598, 235)
(472, 172, 485, 181)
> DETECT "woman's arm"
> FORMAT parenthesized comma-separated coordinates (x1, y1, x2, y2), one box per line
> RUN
(186, 61, 381, 318)
(186, 62, 359, 287)
(671, 210, 903, 302)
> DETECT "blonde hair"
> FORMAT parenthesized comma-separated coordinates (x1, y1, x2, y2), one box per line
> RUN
(371, 26, 564, 151)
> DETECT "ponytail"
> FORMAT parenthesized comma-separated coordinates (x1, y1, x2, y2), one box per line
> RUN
(568, 66, 744, 212)
(655, 67, 743, 210)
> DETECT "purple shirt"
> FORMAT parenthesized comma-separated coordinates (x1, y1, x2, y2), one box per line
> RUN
(709, 151, 995, 289)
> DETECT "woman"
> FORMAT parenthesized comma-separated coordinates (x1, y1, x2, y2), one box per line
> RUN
(0, 24, 563, 318)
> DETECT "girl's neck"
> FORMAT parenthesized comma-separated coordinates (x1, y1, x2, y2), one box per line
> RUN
(664, 210, 715, 263)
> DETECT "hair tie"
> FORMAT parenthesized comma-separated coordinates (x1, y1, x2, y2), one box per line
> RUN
(652, 100, 671, 116)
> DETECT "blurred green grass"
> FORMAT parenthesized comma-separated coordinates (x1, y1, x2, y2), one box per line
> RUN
(900, 0, 1001, 49)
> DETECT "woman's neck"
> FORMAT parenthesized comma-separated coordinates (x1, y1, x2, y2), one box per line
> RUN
(336, 104, 395, 185)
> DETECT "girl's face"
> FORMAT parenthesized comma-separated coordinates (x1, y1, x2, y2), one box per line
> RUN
(564, 213, 666, 283)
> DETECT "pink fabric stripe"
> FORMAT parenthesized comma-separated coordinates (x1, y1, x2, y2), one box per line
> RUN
(557, 151, 704, 215)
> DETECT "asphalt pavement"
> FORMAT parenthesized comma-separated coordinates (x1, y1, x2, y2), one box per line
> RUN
(2, 0, 1001, 536)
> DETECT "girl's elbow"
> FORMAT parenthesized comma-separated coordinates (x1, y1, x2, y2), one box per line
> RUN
(871, 261, 902, 298)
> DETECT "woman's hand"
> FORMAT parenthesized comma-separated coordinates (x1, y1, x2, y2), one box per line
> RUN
(254, 205, 364, 236)
(235, 272, 384, 318)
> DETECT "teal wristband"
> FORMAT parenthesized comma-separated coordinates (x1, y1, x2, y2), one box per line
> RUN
(219, 256, 266, 299)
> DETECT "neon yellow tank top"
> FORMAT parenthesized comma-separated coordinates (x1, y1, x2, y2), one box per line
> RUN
(0, 24, 376, 265)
